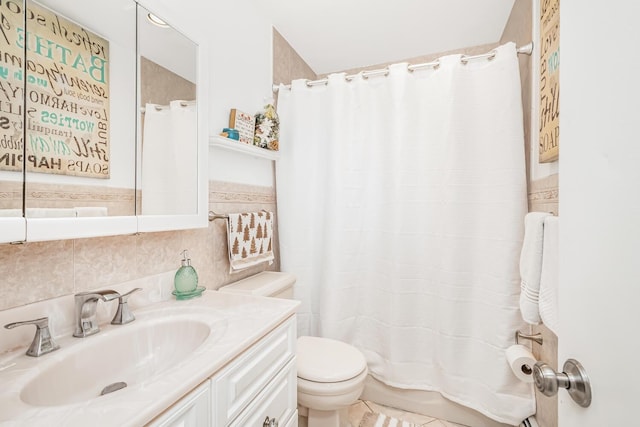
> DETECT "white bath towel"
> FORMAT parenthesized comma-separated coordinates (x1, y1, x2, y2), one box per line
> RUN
(227, 211, 275, 272)
(519, 212, 552, 324)
(539, 216, 559, 335)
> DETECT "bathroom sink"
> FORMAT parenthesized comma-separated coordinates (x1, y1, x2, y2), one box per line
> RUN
(20, 317, 211, 407)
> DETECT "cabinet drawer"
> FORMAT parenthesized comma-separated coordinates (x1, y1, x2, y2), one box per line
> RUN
(213, 317, 296, 426)
(229, 358, 297, 427)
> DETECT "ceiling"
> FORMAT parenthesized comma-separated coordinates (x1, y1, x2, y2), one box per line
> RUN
(253, 0, 516, 75)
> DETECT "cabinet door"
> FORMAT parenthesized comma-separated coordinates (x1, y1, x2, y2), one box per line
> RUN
(230, 358, 297, 427)
(148, 381, 211, 427)
(213, 318, 296, 426)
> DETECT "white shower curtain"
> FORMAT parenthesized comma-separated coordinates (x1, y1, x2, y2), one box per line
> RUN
(276, 42, 534, 425)
(141, 100, 197, 215)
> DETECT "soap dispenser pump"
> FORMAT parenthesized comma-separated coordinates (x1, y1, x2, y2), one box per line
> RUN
(174, 250, 198, 294)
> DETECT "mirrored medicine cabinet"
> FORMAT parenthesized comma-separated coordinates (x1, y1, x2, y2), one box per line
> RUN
(0, 0, 208, 243)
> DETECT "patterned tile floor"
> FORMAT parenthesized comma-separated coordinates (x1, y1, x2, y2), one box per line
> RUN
(299, 399, 468, 427)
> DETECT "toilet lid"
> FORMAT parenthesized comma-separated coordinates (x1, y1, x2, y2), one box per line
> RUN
(297, 336, 367, 383)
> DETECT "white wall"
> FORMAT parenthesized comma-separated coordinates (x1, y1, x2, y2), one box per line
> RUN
(205, 1, 274, 136)
(205, 0, 275, 186)
(209, 148, 274, 186)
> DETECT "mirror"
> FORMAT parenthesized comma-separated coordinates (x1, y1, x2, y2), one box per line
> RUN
(20, 0, 139, 240)
(137, 4, 198, 216)
(0, 0, 207, 242)
(23, 0, 137, 222)
(135, 0, 208, 234)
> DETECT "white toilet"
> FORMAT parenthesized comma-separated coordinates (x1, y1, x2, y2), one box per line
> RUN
(219, 271, 368, 427)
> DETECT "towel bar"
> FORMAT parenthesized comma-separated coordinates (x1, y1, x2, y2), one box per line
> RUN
(208, 211, 228, 221)
(208, 210, 271, 222)
(515, 331, 544, 346)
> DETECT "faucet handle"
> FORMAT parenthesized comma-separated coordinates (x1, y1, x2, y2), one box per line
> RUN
(4, 317, 60, 357)
(111, 287, 142, 325)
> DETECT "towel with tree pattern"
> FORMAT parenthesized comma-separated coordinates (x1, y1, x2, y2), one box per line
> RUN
(227, 211, 274, 272)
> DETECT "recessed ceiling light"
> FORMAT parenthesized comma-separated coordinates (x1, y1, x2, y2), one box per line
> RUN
(147, 13, 169, 28)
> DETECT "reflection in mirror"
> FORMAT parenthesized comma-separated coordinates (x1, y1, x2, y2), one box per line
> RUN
(0, 0, 25, 219)
(23, 0, 136, 218)
(138, 5, 197, 216)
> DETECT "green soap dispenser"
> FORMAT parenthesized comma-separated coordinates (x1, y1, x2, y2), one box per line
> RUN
(174, 250, 198, 294)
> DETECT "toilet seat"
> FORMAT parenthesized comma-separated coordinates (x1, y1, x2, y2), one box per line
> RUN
(298, 367, 368, 397)
(297, 336, 367, 383)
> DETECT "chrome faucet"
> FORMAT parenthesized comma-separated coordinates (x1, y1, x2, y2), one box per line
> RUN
(74, 290, 120, 337)
(4, 317, 60, 357)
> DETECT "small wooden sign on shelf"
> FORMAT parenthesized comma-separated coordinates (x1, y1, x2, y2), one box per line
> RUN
(229, 109, 255, 145)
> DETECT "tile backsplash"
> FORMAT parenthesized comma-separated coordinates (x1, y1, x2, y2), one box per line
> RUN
(0, 181, 278, 311)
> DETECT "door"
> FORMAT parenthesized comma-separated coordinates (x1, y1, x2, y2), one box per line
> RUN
(559, 2, 640, 426)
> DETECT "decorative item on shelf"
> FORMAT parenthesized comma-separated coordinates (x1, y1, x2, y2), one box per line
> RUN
(229, 109, 255, 145)
(221, 127, 239, 140)
(254, 97, 279, 151)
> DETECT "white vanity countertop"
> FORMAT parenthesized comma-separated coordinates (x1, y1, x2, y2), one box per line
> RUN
(0, 290, 299, 427)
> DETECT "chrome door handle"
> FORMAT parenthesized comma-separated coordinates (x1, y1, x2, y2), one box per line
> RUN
(533, 359, 592, 407)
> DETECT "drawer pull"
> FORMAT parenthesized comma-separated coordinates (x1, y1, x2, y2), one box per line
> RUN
(263, 416, 278, 427)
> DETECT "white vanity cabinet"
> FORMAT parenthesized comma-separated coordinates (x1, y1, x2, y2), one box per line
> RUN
(150, 316, 297, 427)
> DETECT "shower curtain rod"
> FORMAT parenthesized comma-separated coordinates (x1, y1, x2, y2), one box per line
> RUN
(273, 41, 533, 92)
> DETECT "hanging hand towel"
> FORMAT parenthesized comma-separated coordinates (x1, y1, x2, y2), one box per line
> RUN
(519, 212, 552, 324)
(227, 211, 275, 272)
(539, 216, 559, 335)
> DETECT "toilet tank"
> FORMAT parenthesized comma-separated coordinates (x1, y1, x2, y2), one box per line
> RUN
(218, 271, 296, 299)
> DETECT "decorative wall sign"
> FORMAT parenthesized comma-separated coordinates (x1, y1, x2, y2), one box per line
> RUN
(229, 108, 255, 145)
(0, 1, 111, 178)
(539, 0, 559, 163)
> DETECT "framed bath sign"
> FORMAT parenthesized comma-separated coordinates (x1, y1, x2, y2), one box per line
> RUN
(538, 0, 559, 163)
(0, 1, 111, 178)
